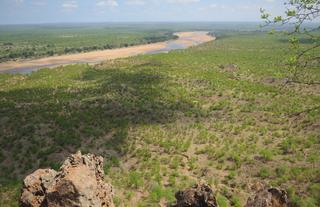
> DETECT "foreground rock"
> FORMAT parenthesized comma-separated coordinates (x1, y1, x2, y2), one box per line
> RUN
(20, 151, 114, 207)
(245, 187, 289, 207)
(173, 183, 218, 207)
(172, 184, 290, 207)
(21, 152, 290, 207)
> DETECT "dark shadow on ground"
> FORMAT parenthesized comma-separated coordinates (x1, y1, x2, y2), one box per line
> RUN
(0, 62, 198, 183)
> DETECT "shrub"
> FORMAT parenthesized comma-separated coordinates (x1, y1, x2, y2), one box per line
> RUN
(104, 155, 120, 174)
(231, 195, 242, 207)
(300, 197, 318, 207)
(226, 171, 236, 181)
(279, 137, 296, 154)
(0, 151, 4, 163)
(149, 184, 174, 203)
(229, 153, 242, 168)
(217, 194, 229, 207)
(259, 149, 273, 161)
(258, 167, 271, 179)
(308, 183, 320, 205)
(127, 171, 143, 189)
(170, 156, 181, 170)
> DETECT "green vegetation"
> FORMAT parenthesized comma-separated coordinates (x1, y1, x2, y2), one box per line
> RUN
(0, 29, 319, 207)
(261, 0, 320, 83)
(217, 194, 230, 207)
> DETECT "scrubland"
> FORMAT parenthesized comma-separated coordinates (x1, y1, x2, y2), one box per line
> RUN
(0, 31, 319, 206)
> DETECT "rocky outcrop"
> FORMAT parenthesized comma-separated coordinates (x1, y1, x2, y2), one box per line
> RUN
(172, 184, 290, 207)
(173, 183, 218, 207)
(245, 187, 289, 207)
(20, 151, 114, 207)
(20, 151, 290, 207)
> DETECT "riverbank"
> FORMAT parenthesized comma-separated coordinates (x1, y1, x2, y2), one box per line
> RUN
(0, 31, 215, 73)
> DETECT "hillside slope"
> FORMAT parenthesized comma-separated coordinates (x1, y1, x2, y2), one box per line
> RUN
(0, 32, 319, 207)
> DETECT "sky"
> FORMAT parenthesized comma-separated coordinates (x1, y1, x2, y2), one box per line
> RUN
(0, 0, 286, 24)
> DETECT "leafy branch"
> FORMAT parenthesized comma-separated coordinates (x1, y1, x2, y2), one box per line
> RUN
(261, 0, 320, 84)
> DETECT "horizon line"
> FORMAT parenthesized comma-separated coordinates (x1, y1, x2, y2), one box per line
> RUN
(0, 20, 265, 26)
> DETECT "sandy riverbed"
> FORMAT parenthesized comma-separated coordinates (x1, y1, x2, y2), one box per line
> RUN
(0, 31, 215, 73)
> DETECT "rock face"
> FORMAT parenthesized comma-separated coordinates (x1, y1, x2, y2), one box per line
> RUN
(173, 183, 218, 207)
(20, 151, 114, 207)
(245, 187, 289, 207)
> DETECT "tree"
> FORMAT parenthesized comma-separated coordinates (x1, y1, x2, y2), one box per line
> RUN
(261, 0, 320, 84)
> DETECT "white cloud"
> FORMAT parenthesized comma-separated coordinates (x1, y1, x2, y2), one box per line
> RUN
(199, 3, 261, 13)
(208, 4, 217, 8)
(199, 3, 227, 11)
(62, 0, 78, 11)
(14, 0, 24, 4)
(31, 0, 47, 6)
(125, 0, 146, 6)
(166, 0, 200, 4)
(96, 0, 119, 7)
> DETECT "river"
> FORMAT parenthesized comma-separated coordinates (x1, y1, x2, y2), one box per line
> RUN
(0, 31, 215, 74)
